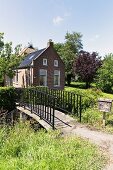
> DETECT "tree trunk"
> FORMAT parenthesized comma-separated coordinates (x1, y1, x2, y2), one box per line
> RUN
(67, 74, 72, 86)
(86, 81, 90, 89)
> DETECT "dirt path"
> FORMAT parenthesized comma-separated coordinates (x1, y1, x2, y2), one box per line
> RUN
(71, 124, 113, 170)
(54, 112, 113, 170)
(62, 123, 113, 170)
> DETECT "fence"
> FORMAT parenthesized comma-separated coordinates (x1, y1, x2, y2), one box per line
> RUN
(0, 86, 85, 129)
(18, 88, 56, 129)
(35, 87, 82, 122)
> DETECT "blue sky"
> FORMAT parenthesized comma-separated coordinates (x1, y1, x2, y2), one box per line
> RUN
(0, 0, 113, 56)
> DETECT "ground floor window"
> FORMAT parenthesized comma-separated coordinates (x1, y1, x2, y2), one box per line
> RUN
(16, 70, 18, 83)
(54, 70, 60, 86)
(39, 69, 47, 86)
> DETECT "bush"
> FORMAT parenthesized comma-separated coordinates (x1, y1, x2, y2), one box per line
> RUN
(65, 87, 102, 111)
(82, 107, 102, 125)
(0, 87, 16, 111)
(96, 54, 113, 93)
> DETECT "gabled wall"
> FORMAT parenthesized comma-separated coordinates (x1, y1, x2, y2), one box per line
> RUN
(7, 41, 65, 89)
(33, 46, 65, 89)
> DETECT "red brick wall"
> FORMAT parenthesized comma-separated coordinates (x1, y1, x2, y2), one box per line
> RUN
(33, 46, 65, 89)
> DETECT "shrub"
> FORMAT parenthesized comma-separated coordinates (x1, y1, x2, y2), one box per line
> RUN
(0, 87, 16, 111)
(96, 54, 113, 93)
(65, 87, 102, 111)
(82, 107, 102, 125)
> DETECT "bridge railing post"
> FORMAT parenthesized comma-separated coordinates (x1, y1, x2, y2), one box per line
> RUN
(79, 96, 82, 122)
(40, 92, 42, 119)
(30, 89, 32, 113)
(52, 97, 56, 130)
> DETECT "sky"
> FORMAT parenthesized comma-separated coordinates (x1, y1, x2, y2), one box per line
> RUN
(0, 0, 113, 56)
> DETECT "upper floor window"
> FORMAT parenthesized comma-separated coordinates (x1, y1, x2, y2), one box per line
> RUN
(54, 60, 58, 67)
(43, 58, 47, 66)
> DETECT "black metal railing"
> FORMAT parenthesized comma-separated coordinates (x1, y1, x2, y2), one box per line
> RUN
(16, 87, 83, 128)
(35, 87, 82, 121)
(18, 88, 56, 129)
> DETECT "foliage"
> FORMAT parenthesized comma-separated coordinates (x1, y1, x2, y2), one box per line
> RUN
(54, 32, 83, 85)
(82, 107, 102, 125)
(82, 107, 113, 133)
(0, 33, 22, 86)
(73, 51, 101, 88)
(0, 87, 16, 111)
(65, 87, 102, 110)
(96, 53, 113, 93)
(65, 85, 113, 133)
(0, 33, 4, 53)
(0, 123, 106, 170)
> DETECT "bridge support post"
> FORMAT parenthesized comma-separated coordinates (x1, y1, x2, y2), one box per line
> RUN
(19, 112, 26, 122)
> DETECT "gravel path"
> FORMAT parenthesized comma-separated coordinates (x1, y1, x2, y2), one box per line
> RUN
(70, 124, 113, 170)
(55, 111, 113, 170)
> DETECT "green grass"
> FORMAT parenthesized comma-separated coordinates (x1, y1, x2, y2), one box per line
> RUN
(0, 123, 106, 170)
(65, 83, 113, 133)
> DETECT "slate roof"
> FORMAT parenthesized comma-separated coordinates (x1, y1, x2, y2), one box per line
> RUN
(18, 48, 46, 68)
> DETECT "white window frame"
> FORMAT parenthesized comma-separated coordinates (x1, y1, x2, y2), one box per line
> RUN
(43, 58, 47, 66)
(54, 60, 58, 67)
(39, 69, 47, 86)
(54, 70, 60, 87)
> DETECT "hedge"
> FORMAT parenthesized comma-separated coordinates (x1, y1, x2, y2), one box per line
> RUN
(0, 87, 16, 111)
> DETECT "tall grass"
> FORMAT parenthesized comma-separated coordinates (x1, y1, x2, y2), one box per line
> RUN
(0, 123, 106, 170)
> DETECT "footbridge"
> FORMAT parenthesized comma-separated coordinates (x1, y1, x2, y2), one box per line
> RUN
(16, 88, 82, 130)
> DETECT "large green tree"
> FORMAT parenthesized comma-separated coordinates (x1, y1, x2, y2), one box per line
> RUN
(54, 32, 83, 85)
(96, 53, 113, 93)
(0, 33, 22, 86)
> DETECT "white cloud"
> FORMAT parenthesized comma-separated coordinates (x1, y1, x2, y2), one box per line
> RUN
(53, 16, 64, 25)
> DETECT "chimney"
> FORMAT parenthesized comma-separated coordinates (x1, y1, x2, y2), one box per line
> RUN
(47, 39, 53, 47)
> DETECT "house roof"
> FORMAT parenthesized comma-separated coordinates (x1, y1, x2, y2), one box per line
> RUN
(18, 48, 46, 68)
(19, 46, 36, 56)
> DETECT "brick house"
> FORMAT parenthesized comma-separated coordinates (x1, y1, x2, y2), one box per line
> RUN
(12, 40, 65, 89)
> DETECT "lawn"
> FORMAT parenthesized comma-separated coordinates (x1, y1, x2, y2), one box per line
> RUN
(0, 123, 106, 170)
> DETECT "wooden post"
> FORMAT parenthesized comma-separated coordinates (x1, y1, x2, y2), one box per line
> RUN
(102, 112, 106, 126)
(20, 112, 23, 122)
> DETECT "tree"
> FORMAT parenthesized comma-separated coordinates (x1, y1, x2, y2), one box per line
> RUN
(0, 33, 4, 53)
(0, 33, 22, 86)
(96, 53, 113, 93)
(54, 32, 83, 85)
(73, 50, 101, 88)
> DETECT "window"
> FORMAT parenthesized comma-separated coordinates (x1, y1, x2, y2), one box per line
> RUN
(43, 58, 47, 66)
(13, 75, 15, 83)
(39, 69, 47, 86)
(54, 70, 60, 86)
(16, 71, 18, 83)
(54, 60, 58, 67)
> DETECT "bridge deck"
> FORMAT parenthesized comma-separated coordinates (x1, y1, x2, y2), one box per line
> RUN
(17, 106, 76, 132)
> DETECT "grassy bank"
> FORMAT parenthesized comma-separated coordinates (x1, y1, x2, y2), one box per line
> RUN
(0, 123, 106, 170)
